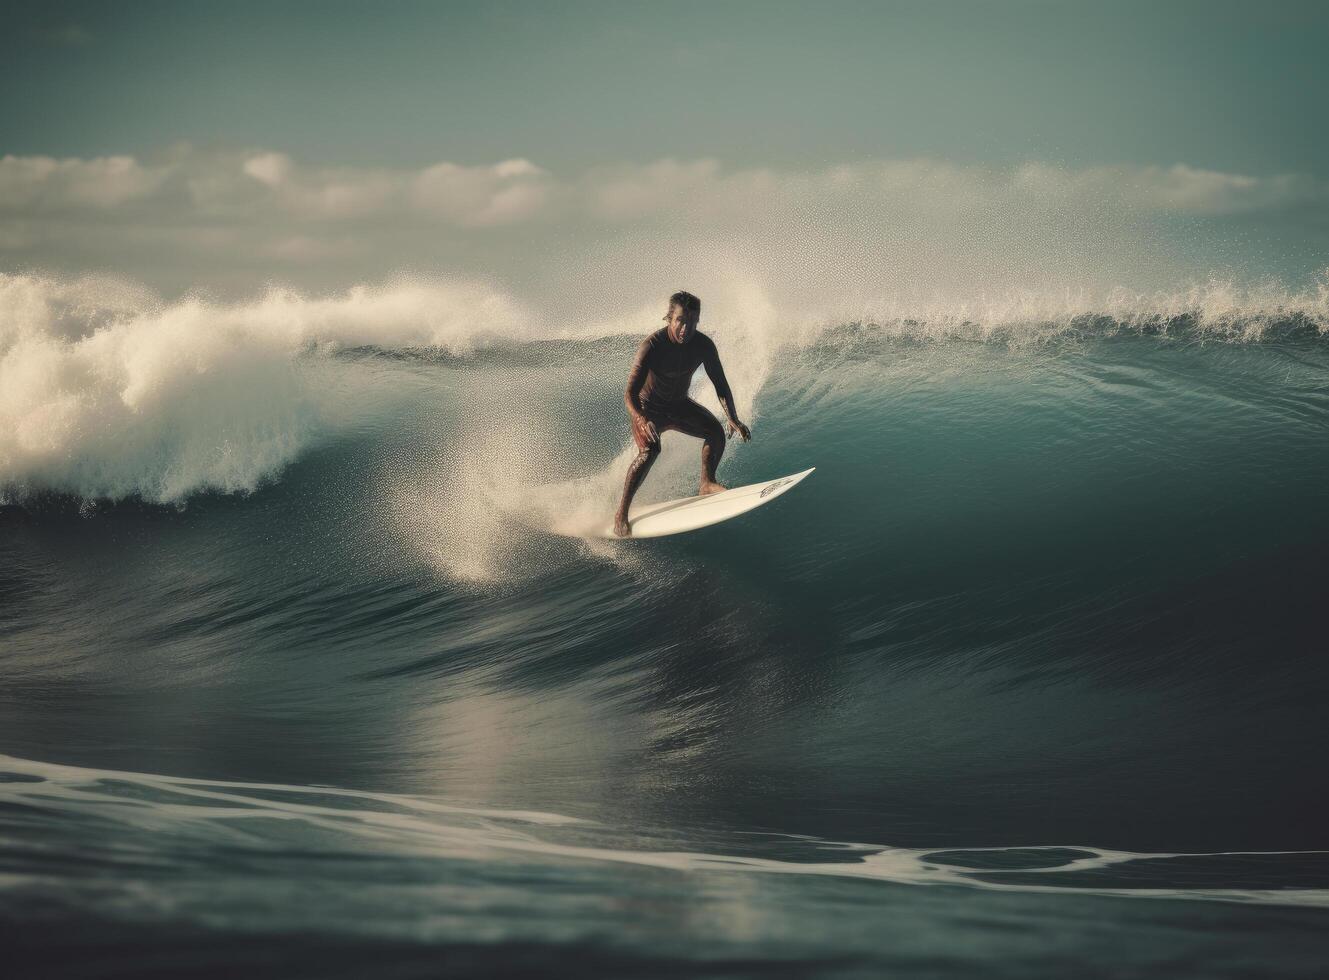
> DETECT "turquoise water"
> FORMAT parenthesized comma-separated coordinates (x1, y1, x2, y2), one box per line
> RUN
(2, 298, 1329, 976)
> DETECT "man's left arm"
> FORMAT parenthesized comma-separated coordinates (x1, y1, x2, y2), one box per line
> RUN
(702, 339, 752, 442)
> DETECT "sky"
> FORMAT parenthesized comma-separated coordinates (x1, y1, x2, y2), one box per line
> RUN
(2, 0, 1328, 300)
(6, 0, 1329, 174)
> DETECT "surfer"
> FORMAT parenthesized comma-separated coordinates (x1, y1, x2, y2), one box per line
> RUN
(614, 291, 752, 537)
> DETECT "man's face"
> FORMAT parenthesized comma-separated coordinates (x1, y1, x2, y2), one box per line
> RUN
(664, 303, 699, 343)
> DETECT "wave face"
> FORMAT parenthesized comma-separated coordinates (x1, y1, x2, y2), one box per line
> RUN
(2, 272, 1329, 975)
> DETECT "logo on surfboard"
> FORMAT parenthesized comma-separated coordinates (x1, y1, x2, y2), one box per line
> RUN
(759, 478, 792, 498)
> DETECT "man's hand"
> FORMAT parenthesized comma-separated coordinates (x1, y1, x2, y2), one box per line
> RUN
(728, 420, 752, 442)
(633, 414, 660, 448)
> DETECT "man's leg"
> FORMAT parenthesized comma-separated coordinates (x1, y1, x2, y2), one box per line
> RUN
(673, 400, 727, 495)
(614, 433, 661, 537)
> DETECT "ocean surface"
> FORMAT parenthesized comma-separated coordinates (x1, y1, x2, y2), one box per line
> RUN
(2, 273, 1329, 977)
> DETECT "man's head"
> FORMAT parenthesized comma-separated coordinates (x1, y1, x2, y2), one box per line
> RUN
(664, 290, 701, 343)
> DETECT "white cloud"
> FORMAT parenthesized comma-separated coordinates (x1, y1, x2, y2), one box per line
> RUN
(493, 158, 543, 178)
(410, 160, 553, 226)
(0, 147, 1325, 299)
(3, 148, 1321, 226)
(585, 159, 725, 220)
(1011, 162, 1321, 216)
(0, 154, 167, 210)
(242, 152, 292, 187)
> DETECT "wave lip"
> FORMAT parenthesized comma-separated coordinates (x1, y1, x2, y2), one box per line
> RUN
(825, 278, 1329, 346)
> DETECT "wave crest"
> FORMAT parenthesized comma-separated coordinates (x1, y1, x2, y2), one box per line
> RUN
(4, 271, 1326, 505)
(0, 273, 538, 503)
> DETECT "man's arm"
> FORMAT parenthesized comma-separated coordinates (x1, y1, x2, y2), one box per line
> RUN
(702, 339, 752, 441)
(625, 337, 660, 447)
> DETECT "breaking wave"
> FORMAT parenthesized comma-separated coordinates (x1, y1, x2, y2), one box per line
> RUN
(1, 270, 1327, 506)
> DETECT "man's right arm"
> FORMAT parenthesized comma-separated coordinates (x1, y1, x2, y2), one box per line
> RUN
(625, 337, 659, 446)
(625, 336, 653, 418)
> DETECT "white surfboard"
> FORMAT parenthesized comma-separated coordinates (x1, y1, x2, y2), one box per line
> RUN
(597, 468, 815, 539)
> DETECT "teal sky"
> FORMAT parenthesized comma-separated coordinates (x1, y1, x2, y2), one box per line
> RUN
(5, 0, 1328, 175)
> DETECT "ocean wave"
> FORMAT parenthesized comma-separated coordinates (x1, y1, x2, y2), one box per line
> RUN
(3, 271, 1326, 506)
(2, 753, 1325, 916)
(812, 278, 1329, 347)
(0, 273, 543, 503)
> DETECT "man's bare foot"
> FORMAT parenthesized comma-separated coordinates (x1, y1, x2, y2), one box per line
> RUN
(699, 480, 727, 496)
(613, 514, 632, 537)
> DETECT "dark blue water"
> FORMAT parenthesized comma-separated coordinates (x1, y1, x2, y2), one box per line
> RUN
(3, 311, 1328, 977)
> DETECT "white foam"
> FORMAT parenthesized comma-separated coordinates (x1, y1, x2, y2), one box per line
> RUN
(1, 753, 1325, 911)
(0, 273, 541, 503)
(815, 276, 1329, 346)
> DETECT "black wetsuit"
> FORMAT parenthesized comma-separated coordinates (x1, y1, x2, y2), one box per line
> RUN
(614, 325, 743, 534)
(627, 328, 732, 446)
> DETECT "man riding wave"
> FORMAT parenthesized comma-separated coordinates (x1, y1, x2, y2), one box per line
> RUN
(614, 291, 751, 537)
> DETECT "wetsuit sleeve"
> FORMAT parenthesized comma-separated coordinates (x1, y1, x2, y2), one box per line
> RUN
(701, 336, 734, 404)
(625, 335, 654, 414)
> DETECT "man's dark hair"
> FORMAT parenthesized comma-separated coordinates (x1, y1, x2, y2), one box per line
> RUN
(670, 290, 701, 318)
